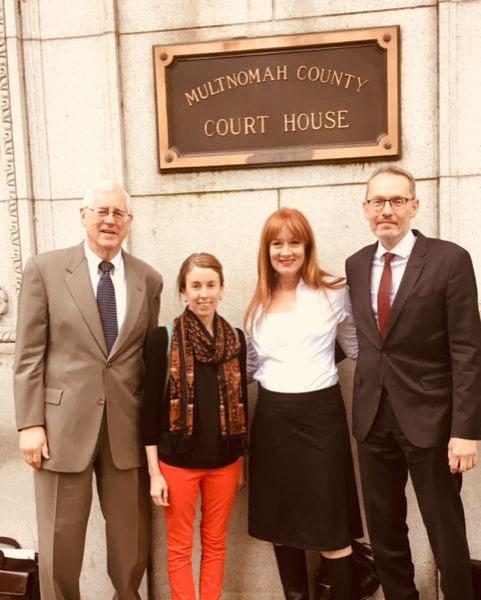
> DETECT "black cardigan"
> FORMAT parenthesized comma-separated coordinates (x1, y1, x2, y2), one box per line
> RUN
(141, 326, 248, 469)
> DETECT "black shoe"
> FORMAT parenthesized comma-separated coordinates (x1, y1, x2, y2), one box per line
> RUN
(273, 544, 310, 600)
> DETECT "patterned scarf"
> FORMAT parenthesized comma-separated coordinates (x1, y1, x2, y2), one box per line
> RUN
(168, 308, 247, 439)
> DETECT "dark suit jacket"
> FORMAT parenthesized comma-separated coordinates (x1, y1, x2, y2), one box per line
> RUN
(14, 243, 163, 472)
(346, 230, 481, 448)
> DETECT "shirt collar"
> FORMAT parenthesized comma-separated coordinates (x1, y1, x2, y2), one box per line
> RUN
(374, 229, 416, 260)
(83, 240, 123, 275)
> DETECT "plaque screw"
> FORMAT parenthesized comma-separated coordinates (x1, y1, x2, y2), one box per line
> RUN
(383, 34, 392, 43)
(384, 142, 392, 150)
(160, 52, 168, 61)
(165, 153, 174, 163)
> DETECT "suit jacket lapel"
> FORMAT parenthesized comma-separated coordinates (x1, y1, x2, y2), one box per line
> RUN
(108, 251, 146, 361)
(383, 231, 428, 340)
(65, 243, 108, 357)
(354, 243, 382, 346)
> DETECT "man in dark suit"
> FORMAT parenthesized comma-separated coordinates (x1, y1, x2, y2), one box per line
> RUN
(346, 166, 481, 600)
(14, 182, 163, 599)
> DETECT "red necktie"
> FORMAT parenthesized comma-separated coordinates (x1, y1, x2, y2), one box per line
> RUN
(377, 252, 395, 338)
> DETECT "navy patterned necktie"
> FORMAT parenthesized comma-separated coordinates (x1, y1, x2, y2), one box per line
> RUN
(97, 261, 118, 354)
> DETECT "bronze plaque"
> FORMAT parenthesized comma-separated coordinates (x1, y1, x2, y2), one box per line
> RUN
(154, 27, 400, 171)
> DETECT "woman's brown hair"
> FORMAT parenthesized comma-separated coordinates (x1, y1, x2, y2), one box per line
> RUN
(177, 253, 224, 294)
(244, 208, 343, 334)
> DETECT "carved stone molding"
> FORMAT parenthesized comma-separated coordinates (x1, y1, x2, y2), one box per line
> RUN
(0, 286, 8, 318)
(0, 327, 15, 342)
(0, 0, 21, 343)
(0, 285, 14, 341)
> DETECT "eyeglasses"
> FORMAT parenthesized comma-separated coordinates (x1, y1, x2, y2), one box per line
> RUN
(84, 206, 132, 223)
(365, 196, 414, 211)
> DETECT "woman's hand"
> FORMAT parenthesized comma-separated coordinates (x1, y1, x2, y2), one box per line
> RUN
(150, 473, 169, 506)
(237, 457, 246, 492)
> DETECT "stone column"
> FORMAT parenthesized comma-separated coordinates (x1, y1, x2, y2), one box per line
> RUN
(0, 0, 37, 554)
(438, 2, 481, 597)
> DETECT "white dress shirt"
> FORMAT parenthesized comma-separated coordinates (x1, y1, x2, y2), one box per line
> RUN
(370, 230, 417, 324)
(83, 240, 127, 332)
(247, 280, 357, 393)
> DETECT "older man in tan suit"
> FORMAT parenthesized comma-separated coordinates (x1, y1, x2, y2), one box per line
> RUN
(14, 182, 163, 600)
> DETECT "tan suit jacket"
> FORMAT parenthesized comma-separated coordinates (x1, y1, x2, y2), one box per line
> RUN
(14, 242, 163, 472)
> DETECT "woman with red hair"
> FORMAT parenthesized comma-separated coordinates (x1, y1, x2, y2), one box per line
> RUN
(245, 208, 362, 600)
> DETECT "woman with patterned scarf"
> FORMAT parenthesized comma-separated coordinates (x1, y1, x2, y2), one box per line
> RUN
(142, 253, 248, 600)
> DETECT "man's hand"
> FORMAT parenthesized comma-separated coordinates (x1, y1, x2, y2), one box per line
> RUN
(19, 426, 49, 470)
(448, 438, 478, 473)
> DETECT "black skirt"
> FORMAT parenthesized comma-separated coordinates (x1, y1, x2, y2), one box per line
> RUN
(248, 384, 363, 551)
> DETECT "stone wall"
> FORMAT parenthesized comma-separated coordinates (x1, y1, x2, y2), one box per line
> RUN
(1, 1, 480, 598)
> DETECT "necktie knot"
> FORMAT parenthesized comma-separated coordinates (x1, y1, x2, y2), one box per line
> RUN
(99, 261, 114, 275)
(383, 252, 395, 266)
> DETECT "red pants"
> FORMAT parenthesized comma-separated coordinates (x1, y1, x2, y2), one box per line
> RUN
(160, 459, 242, 600)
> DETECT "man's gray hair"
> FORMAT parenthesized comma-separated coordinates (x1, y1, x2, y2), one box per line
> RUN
(82, 181, 131, 211)
(365, 166, 417, 200)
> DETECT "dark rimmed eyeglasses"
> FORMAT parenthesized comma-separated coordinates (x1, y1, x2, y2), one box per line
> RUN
(365, 196, 414, 211)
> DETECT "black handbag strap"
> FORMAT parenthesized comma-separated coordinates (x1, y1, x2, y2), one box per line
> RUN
(0, 537, 21, 549)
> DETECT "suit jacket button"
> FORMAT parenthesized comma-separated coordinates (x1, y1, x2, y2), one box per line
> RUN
(382, 352, 389, 358)
(98, 398, 105, 405)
